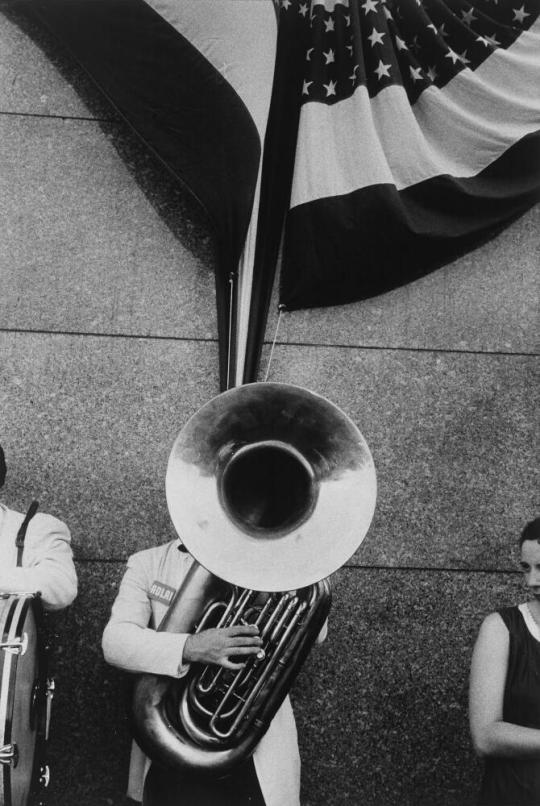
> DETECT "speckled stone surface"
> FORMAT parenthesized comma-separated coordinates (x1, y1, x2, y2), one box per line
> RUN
(0, 1, 107, 118)
(0, 332, 219, 560)
(44, 561, 130, 806)
(2, 334, 537, 570)
(43, 563, 526, 806)
(264, 204, 539, 355)
(256, 344, 538, 570)
(293, 567, 526, 806)
(0, 115, 216, 339)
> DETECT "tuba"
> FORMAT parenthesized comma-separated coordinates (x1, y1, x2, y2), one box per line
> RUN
(132, 382, 376, 775)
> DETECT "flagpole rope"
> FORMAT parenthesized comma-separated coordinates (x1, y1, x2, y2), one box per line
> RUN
(227, 272, 235, 389)
(264, 305, 286, 382)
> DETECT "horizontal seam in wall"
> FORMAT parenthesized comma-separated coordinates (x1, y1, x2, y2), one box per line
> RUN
(75, 557, 521, 575)
(1, 328, 537, 359)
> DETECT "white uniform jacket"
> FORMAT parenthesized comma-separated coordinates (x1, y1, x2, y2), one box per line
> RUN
(102, 540, 309, 806)
(0, 503, 77, 611)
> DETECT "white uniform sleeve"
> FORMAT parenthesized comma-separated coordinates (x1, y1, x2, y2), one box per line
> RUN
(102, 553, 189, 678)
(0, 515, 77, 611)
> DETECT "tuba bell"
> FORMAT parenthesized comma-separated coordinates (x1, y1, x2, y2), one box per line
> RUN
(132, 382, 376, 774)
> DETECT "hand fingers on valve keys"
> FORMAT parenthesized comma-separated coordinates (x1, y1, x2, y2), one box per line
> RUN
(183, 624, 265, 669)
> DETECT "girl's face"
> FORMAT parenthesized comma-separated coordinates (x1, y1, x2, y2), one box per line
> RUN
(520, 539, 540, 599)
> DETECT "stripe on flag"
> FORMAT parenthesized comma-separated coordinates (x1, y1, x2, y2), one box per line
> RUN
(275, 0, 540, 309)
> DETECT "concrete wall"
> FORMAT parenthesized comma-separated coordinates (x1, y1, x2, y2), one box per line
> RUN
(1, 4, 538, 805)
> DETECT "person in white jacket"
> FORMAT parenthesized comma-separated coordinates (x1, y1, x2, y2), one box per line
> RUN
(102, 538, 325, 806)
(0, 445, 77, 611)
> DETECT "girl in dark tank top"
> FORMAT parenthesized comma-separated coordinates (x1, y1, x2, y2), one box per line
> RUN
(469, 518, 540, 806)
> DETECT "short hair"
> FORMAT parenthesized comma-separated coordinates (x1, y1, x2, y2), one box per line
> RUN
(0, 445, 5, 488)
(519, 517, 540, 546)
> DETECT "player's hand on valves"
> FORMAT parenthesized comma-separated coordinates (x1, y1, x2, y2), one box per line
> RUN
(183, 625, 263, 670)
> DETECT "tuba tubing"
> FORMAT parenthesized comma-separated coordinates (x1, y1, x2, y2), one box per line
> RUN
(131, 563, 331, 774)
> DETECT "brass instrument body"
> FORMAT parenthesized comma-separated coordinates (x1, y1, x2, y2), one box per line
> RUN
(132, 563, 331, 774)
(132, 382, 376, 776)
(166, 383, 377, 593)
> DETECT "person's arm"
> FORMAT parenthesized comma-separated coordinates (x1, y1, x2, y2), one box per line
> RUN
(469, 612, 540, 758)
(0, 515, 77, 611)
(102, 554, 263, 678)
(102, 553, 191, 678)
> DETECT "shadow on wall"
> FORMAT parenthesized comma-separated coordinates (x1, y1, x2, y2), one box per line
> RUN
(2, 0, 216, 270)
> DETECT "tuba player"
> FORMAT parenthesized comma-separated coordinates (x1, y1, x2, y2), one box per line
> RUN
(102, 534, 327, 806)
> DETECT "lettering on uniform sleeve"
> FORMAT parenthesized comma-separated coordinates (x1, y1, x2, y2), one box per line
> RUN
(149, 580, 177, 606)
